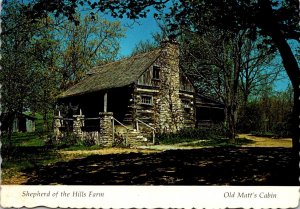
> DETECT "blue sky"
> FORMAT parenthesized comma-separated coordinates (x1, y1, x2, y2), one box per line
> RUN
(108, 13, 160, 57)
(105, 12, 292, 92)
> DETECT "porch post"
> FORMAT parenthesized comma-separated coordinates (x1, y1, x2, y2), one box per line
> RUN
(73, 114, 85, 139)
(99, 112, 113, 146)
(104, 92, 108, 112)
(54, 114, 62, 141)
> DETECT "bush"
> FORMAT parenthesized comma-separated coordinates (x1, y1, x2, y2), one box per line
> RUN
(237, 103, 263, 133)
(269, 122, 291, 138)
(249, 131, 276, 138)
(157, 125, 225, 145)
(46, 132, 82, 148)
(183, 137, 254, 147)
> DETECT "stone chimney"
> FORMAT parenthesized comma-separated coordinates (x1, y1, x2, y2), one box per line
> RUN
(157, 37, 184, 133)
(161, 37, 179, 56)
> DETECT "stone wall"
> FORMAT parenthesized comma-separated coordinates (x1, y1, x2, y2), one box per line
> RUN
(73, 115, 85, 139)
(132, 40, 195, 134)
(156, 41, 185, 133)
(54, 113, 114, 146)
(53, 116, 62, 141)
(98, 112, 113, 146)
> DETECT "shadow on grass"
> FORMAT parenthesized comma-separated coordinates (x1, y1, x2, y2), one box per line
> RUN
(23, 147, 299, 186)
(2, 145, 61, 173)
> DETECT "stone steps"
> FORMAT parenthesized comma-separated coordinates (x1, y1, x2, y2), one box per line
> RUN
(114, 125, 152, 147)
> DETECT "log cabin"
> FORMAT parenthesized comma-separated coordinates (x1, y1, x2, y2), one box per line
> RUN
(56, 40, 224, 146)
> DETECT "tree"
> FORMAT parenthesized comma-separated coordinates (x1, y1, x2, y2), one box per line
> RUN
(15, 0, 300, 152)
(130, 22, 167, 56)
(238, 84, 293, 136)
(53, 14, 125, 90)
(131, 39, 160, 56)
(0, 1, 126, 143)
(238, 38, 281, 105)
(0, 0, 57, 143)
(179, 27, 278, 139)
(170, 0, 300, 150)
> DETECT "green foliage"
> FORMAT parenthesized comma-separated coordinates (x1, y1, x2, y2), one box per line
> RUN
(45, 132, 78, 147)
(156, 127, 254, 147)
(1, 1, 55, 113)
(272, 120, 292, 138)
(2, 132, 45, 149)
(249, 131, 276, 138)
(54, 14, 125, 90)
(157, 126, 225, 145)
(184, 137, 254, 148)
(1, 1, 125, 149)
(131, 39, 159, 56)
(61, 144, 103, 151)
(112, 133, 129, 148)
(1, 132, 60, 177)
(237, 88, 293, 137)
(237, 102, 263, 133)
(130, 30, 164, 56)
(45, 132, 106, 150)
(76, 135, 97, 147)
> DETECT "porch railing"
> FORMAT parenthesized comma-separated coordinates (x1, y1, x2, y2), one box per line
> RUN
(82, 117, 100, 132)
(111, 117, 129, 146)
(58, 117, 102, 132)
(55, 115, 155, 145)
(136, 118, 155, 144)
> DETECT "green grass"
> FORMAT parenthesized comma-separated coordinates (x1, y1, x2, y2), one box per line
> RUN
(1, 131, 92, 182)
(2, 132, 45, 147)
(1, 131, 104, 171)
(249, 131, 277, 138)
(182, 137, 255, 147)
(61, 144, 104, 151)
(1, 126, 254, 183)
(157, 127, 225, 145)
(158, 137, 200, 145)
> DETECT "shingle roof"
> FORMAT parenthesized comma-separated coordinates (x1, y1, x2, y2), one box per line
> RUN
(59, 49, 162, 98)
(195, 94, 225, 108)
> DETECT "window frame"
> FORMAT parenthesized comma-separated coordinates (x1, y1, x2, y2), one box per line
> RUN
(152, 66, 160, 80)
(140, 95, 153, 105)
(182, 99, 191, 109)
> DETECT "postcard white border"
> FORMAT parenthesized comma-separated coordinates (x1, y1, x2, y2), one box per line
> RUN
(1, 185, 299, 208)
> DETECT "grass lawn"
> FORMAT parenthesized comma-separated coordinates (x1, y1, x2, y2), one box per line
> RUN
(1, 132, 157, 184)
(2, 132, 61, 184)
(1, 131, 295, 185)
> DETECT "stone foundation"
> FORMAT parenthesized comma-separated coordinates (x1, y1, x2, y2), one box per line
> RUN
(73, 115, 85, 139)
(54, 116, 62, 140)
(98, 112, 113, 146)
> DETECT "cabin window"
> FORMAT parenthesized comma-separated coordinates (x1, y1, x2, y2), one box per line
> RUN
(152, 66, 160, 80)
(182, 100, 190, 109)
(141, 95, 153, 105)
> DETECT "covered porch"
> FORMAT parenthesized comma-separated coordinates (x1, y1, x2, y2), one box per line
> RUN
(55, 86, 155, 146)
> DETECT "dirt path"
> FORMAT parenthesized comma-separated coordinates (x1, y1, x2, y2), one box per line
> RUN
(238, 134, 292, 148)
(140, 135, 293, 150)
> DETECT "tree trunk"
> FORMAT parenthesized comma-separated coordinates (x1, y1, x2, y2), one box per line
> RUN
(43, 110, 48, 133)
(259, 0, 300, 160)
(6, 111, 15, 150)
(227, 105, 237, 140)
